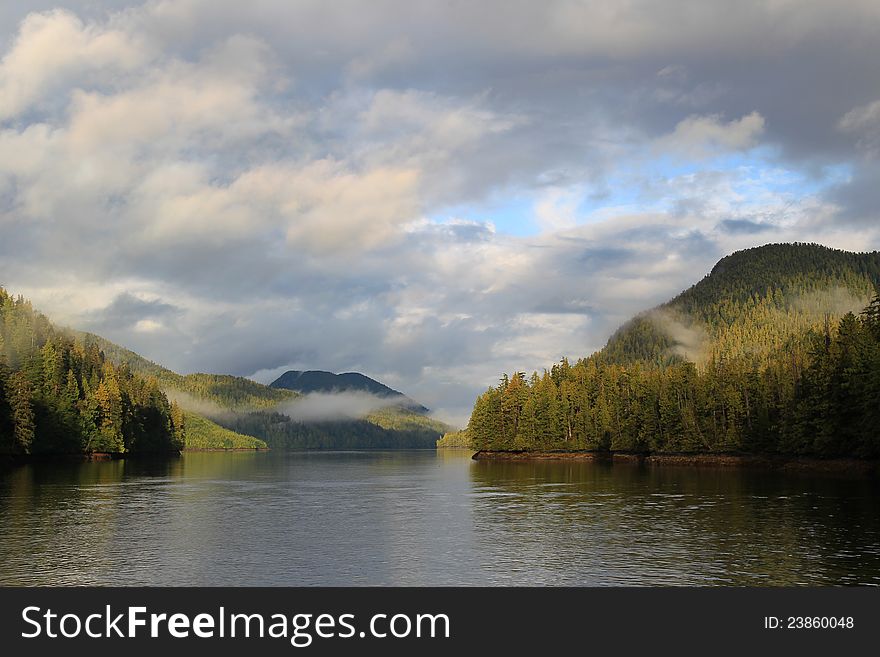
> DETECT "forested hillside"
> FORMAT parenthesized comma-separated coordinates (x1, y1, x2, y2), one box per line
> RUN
(84, 327, 449, 449)
(601, 243, 880, 365)
(222, 412, 443, 449)
(0, 288, 183, 455)
(467, 244, 880, 459)
(181, 411, 266, 450)
(0, 288, 450, 453)
(80, 333, 295, 411)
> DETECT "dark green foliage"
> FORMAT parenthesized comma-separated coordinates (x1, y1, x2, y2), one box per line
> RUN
(173, 373, 294, 410)
(365, 407, 451, 434)
(202, 405, 448, 450)
(222, 412, 441, 449)
(436, 429, 472, 448)
(0, 287, 182, 455)
(182, 411, 267, 450)
(467, 245, 880, 459)
(601, 243, 880, 366)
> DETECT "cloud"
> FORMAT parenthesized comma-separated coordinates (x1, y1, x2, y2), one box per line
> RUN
(650, 310, 709, 364)
(0, 0, 879, 423)
(0, 9, 149, 121)
(839, 98, 880, 154)
(275, 391, 399, 422)
(718, 218, 774, 235)
(534, 187, 582, 232)
(279, 162, 422, 252)
(825, 162, 880, 224)
(658, 112, 765, 159)
(84, 292, 182, 332)
(346, 37, 415, 80)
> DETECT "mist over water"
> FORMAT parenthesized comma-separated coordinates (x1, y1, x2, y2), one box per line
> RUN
(1, 451, 878, 586)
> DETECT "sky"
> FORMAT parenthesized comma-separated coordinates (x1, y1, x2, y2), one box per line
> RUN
(0, 1, 878, 425)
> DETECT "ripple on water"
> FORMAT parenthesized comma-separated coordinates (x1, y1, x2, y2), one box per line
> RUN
(1, 451, 878, 585)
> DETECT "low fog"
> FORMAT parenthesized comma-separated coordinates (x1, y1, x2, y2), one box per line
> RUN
(164, 389, 233, 420)
(167, 387, 405, 423)
(274, 392, 402, 422)
(650, 311, 709, 364)
(791, 287, 872, 317)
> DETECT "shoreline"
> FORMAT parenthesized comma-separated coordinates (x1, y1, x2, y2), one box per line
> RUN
(471, 450, 880, 476)
(0, 451, 181, 464)
(182, 447, 270, 453)
(0, 447, 269, 464)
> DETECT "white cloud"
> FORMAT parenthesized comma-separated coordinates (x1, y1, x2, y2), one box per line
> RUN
(0, 9, 149, 121)
(658, 112, 766, 159)
(280, 162, 422, 252)
(134, 318, 163, 333)
(534, 187, 582, 232)
(346, 37, 415, 79)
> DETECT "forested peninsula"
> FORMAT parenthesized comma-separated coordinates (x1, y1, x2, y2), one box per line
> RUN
(465, 244, 880, 464)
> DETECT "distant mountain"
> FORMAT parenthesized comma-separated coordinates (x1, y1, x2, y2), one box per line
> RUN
(270, 370, 430, 414)
(81, 340, 446, 449)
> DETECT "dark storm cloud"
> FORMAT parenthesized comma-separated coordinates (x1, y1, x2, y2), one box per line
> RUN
(826, 163, 880, 225)
(85, 293, 182, 331)
(575, 247, 636, 271)
(719, 219, 774, 235)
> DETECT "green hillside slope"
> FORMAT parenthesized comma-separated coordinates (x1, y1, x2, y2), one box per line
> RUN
(81, 333, 449, 449)
(181, 411, 267, 450)
(466, 244, 880, 459)
(601, 243, 880, 365)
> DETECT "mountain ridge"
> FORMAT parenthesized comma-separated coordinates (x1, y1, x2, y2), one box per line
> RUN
(465, 242, 880, 458)
(599, 242, 880, 366)
(270, 369, 430, 414)
(78, 337, 447, 448)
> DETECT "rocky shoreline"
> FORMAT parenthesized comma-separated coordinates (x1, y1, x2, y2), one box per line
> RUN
(471, 450, 880, 476)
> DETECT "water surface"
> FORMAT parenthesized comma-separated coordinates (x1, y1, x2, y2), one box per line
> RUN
(1, 450, 877, 585)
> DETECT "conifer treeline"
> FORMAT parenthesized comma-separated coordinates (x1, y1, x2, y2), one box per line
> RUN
(468, 296, 880, 458)
(0, 287, 184, 455)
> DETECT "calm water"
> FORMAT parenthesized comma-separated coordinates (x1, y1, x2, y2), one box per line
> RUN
(0, 450, 878, 586)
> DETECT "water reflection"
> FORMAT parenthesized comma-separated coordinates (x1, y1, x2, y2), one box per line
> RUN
(469, 460, 880, 585)
(0, 452, 877, 586)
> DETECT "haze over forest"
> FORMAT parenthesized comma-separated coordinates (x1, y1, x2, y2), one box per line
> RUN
(1, 1, 879, 425)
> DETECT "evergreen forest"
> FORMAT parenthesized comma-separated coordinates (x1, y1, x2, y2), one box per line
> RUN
(466, 244, 880, 458)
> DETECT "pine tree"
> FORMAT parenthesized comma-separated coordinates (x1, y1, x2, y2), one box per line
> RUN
(7, 371, 35, 454)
